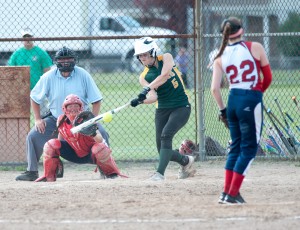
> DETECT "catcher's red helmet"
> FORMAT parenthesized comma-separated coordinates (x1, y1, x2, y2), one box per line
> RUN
(179, 139, 196, 155)
(62, 94, 84, 114)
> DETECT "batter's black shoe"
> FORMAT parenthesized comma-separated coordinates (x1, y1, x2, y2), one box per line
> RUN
(218, 192, 227, 204)
(15, 171, 38, 181)
(224, 193, 246, 204)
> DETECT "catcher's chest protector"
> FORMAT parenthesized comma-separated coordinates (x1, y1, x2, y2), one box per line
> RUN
(59, 122, 95, 157)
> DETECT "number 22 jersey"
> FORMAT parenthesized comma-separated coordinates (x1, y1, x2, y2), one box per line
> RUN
(221, 41, 263, 92)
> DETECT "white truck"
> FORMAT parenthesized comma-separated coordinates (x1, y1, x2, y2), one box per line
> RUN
(0, 0, 176, 72)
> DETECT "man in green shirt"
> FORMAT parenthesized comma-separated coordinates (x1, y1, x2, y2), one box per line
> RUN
(8, 29, 52, 90)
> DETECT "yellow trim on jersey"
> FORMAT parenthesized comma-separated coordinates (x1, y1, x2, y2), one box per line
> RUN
(157, 55, 163, 61)
(140, 67, 150, 79)
(140, 55, 163, 79)
(173, 66, 191, 104)
(140, 55, 164, 80)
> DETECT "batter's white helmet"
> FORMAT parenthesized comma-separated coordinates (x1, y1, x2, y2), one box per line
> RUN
(133, 37, 159, 57)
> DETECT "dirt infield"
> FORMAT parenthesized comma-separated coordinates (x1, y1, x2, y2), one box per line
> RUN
(0, 160, 300, 230)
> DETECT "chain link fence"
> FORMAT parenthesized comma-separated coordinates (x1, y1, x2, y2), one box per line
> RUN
(0, 0, 299, 166)
(201, 0, 300, 160)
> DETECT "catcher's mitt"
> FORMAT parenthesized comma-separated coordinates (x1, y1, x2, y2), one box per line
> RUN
(178, 139, 199, 161)
(73, 111, 98, 137)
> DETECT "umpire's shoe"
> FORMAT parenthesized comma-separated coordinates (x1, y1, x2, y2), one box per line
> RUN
(15, 171, 38, 181)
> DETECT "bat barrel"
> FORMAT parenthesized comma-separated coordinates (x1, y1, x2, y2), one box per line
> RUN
(70, 102, 130, 134)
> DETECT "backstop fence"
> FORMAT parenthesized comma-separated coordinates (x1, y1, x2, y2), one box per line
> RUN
(0, 0, 299, 166)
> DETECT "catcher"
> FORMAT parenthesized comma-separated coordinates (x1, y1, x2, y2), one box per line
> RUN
(35, 94, 125, 182)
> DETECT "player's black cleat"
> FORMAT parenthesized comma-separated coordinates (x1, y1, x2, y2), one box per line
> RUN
(224, 193, 246, 204)
(96, 166, 118, 179)
(218, 192, 227, 204)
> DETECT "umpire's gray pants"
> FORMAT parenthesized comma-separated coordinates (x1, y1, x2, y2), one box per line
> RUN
(39, 98, 49, 118)
(26, 115, 110, 171)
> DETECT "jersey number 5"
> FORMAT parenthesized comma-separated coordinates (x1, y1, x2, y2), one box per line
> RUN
(226, 60, 255, 84)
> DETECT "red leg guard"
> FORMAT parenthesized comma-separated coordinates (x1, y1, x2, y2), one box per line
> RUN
(92, 143, 127, 178)
(35, 139, 61, 182)
(228, 172, 245, 197)
(224, 169, 233, 194)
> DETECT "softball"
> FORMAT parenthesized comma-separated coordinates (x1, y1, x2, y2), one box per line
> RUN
(103, 112, 113, 123)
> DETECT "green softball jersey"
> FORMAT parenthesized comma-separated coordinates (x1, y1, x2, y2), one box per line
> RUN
(8, 46, 52, 90)
(140, 55, 190, 109)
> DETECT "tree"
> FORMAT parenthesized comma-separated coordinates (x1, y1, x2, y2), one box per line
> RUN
(277, 12, 300, 57)
(134, 0, 194, 34)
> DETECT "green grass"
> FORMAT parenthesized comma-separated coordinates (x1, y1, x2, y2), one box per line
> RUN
(0, 166, 26, 171)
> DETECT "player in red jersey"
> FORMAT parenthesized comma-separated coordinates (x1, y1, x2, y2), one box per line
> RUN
(35, 94, 125, 182)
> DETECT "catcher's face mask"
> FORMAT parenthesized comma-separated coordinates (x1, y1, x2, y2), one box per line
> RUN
(66, 104, 81, 118)
(62, 94, 84, 121)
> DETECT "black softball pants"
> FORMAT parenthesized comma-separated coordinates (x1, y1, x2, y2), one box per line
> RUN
(155, 105, 191, 153)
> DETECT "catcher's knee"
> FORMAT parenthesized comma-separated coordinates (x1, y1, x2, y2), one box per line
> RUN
(44, 139, 61, 158)
(91, 142, 111, 163)
(91, 142, 123, 177)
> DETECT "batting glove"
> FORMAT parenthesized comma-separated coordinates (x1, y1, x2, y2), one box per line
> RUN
(218, 108, 229, 129)
(130, 98, 143, 107)
(137, 86, 151, 102)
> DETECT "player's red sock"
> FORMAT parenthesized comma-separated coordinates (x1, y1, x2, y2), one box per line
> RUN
(224, 169, 233, 194)
(228, 172, 245, 197)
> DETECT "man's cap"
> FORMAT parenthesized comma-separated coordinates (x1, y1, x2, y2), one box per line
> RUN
(21, 29, 33, 37)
